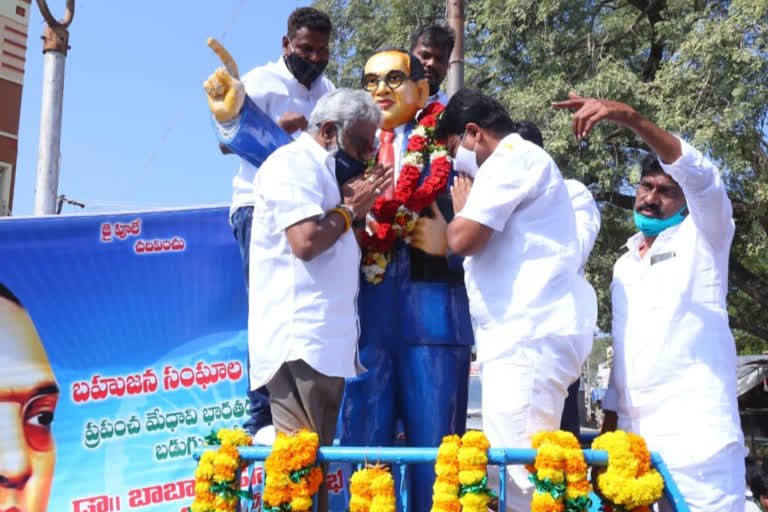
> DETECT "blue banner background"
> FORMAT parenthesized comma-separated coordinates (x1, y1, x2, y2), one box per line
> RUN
(0, 206, 251, 512)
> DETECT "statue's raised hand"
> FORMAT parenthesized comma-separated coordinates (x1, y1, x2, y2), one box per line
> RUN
(203, 38, 246, 123)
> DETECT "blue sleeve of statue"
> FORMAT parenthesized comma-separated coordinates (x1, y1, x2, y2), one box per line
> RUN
(213, 96, 292, 168)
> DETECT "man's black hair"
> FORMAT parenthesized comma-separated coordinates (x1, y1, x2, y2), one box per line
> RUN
(366, 47, 426, 80)
(0, 282, 22, 307)
(641, 152, 663, 177)
(287, 7, 332, 39)
(435, 88, 517, 140)
(514, 120, 544, 148)
(748, 464, 768, 501)
(410, 24, 455, 55)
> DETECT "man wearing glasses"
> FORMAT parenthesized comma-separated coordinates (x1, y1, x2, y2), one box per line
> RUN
(337, 48, 473, 512)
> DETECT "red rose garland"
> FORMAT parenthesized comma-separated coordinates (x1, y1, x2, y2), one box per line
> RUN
(360, 102, 450, 284)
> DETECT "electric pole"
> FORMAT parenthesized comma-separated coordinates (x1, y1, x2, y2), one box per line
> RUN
(445, 0, 464, 96)
(33, 0, 74, 215)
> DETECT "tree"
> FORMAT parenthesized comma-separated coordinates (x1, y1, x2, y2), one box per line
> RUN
(313, 0, 768, 352)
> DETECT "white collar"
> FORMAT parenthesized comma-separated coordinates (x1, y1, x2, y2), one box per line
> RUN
(297, 132, 334, 171)
(624, 221, 685, 256)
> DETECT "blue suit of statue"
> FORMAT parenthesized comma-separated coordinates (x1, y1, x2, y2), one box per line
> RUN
(217, 105, 473, 512)
(338, 121, 473, 512)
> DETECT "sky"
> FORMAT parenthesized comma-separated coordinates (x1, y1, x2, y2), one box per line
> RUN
(13, 0, 311, 216)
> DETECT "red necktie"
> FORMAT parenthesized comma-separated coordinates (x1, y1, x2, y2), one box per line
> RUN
(379, 129, 395, 198)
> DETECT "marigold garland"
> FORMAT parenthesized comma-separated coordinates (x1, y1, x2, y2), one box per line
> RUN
(349, 466, 396, 512)
(591, 431, 664, 512)
(191, 428, 252, 512)
(527, 430, 591, 512)
(456, 431, 496, 512)
(360, 101, 451, 284)
(431, 434, 461, 512)
(263, 430, 323, 512)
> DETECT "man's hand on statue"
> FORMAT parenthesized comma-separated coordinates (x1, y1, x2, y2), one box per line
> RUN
(277, 112, 309, 134)
(203, 38, 246, 124)
(342, 163, 393, 219)
(450, 173, 473, 214)
(551, 92, 640, 141)
(411, 203, 448, 256)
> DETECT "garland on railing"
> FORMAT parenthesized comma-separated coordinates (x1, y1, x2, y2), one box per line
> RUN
(457, 431, 497, 512)
(262, 430, 323, 512)
(349, 466, 396, 512)
(591, 431, 664, 512)
(431, 434, 461, 512)
(191, 428, 252, 512)
(526, 430, 591, 512)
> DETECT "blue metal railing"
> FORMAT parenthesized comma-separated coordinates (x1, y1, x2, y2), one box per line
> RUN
(194, 445, 690, 512)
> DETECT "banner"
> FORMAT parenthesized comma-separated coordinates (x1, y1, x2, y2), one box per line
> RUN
(0, 207, 254, 512)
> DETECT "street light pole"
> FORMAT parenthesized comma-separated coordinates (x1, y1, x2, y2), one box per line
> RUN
(445, 0, 464, 96)
(33, 0, 74, 216)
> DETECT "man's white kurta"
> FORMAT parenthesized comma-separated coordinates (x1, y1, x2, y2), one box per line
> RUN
(565, 179, 601, 273)
(457, 133, 597, 362)
(247, 133, 362, 390)
(605, 137, 742, 468)
(230, 57, 335, 218)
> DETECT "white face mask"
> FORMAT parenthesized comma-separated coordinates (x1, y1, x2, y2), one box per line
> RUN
(452, 132, 479, 177)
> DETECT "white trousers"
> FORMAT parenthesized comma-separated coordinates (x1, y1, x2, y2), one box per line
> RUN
(482, 334, 591, 512)
(657, 441, 746, 512)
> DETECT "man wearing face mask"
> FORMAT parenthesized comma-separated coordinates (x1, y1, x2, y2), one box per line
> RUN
(203, 7, 335, 444)
(249, 88, 390, 512)
(553, 93, 745, 512)
(437, 89, 597, 510)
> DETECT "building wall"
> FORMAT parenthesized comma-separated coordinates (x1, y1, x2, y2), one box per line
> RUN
(0, 0, 30, 215)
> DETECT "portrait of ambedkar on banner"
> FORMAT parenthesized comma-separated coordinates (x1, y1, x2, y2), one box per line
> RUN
(0, 282, 59, 512)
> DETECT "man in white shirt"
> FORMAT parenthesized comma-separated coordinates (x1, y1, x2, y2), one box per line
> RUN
(249, 88, 390, 512)
(203, 7, 335, 442)
(553, 92, 745, 511)
(438, 89, 597, 510)
(410, 24, 454, 106)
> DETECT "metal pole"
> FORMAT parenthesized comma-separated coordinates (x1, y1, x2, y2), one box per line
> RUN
(33, 1, 74, 216)
(445, 0, 464, 96)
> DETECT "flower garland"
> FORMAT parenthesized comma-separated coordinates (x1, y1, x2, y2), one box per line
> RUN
(349, 466, 396, 512)
(431, 434, 461, 512)
(360, 101, 452, 284)
(526, 430, 591, 512)
(192, 428, 252, 512)
(262, 430, 324, 512)
(591, 431, 664, 512)
(457, 431, 496, 512)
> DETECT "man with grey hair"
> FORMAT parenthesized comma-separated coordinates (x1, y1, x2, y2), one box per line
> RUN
(248, 88, 391, 512)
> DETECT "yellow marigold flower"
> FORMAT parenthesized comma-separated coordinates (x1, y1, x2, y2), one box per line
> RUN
(531, 492, 565, 512)
(457, 469, 485, 485)
(265, 471, 291, 488)
(458, 492, 491, 512)
(290, 496, 314, 511)
(432, 481, 459, 495)
(538, 467, 565, 483)
(460, 430, 491, 451)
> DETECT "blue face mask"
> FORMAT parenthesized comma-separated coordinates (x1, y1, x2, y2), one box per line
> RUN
(633, 205, 688, 236)
(334, 149, 367, 187)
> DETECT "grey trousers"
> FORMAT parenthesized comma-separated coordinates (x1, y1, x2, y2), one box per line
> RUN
(265, 359, 345, 512)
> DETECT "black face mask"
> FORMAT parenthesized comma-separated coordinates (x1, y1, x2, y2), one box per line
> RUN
(284, 53, 328, 85)
(334, 149, 367, 187)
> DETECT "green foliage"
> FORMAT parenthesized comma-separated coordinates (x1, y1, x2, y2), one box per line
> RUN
(313, 0, 768, 351)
